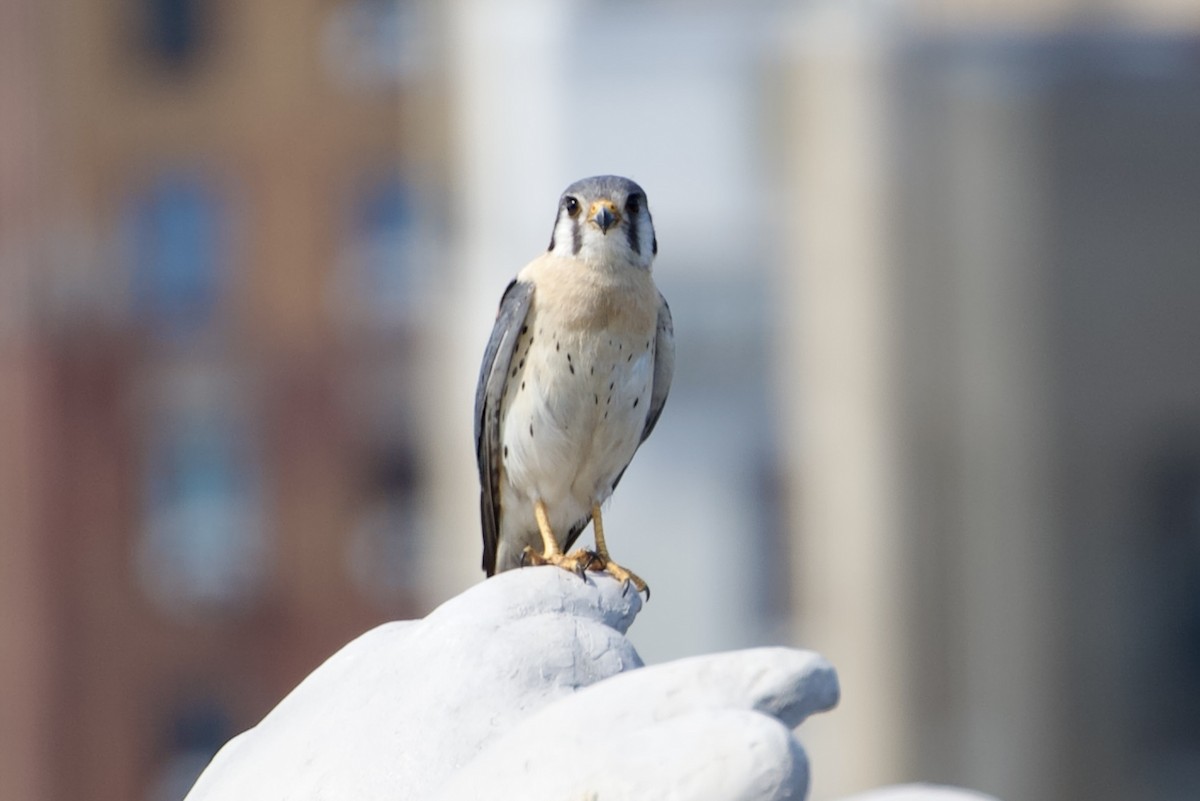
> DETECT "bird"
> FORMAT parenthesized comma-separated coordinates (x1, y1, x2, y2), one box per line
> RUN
(474, 175, 674, 596)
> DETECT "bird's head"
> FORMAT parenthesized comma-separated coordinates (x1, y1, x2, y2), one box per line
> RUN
(547, 175, 657, 270)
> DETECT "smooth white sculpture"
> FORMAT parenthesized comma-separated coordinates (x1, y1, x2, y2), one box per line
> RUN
(184, 566, 994, 801)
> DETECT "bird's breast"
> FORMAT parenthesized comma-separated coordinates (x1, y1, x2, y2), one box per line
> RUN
(498, 273, 657, 510)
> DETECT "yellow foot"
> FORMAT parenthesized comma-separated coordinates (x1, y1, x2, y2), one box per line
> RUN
(521, 546, 596, 578)
(586, 554, 649, 600)
(522, 546, 649, 598)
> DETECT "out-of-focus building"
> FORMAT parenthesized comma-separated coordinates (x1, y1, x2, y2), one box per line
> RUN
(1, 6, 56, 801)
(783, 4, 1200, 800)
(0, 1, 441, 800)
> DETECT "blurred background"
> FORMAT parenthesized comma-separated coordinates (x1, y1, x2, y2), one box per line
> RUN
(3, 0, 1200, 800)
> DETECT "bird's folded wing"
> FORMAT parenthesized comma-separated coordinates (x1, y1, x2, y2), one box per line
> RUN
(641, 293, 674, 444)
(475, 279, 535, 575)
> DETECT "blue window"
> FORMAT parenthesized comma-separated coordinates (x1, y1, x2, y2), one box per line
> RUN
(126, 172, 226, 339)
(137, 0, 207, 71)
(341, 171, 429, 326)
(146, 699, 233, 801)
(347, 445, 423, 600)
(136, 396, 265, 615)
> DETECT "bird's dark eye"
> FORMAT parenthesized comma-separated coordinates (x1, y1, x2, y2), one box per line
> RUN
(564, 196, 580, 217)
(625, 193, 642, 214)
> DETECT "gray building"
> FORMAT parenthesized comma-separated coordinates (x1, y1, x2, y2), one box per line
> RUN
(783, 6, 1200, 799)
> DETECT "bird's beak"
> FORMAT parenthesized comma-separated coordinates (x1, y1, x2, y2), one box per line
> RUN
(589, 200, 619, 234)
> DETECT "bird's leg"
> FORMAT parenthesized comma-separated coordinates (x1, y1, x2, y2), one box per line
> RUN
(589, 503, 649, 598)
(522, 499, 589, 577)
(534, 499, 562, 559)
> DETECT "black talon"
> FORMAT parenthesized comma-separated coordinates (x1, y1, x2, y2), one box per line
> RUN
(581, 550, 601, 572)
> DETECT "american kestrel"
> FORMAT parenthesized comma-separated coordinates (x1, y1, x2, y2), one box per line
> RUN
(475, 175, 674, 595)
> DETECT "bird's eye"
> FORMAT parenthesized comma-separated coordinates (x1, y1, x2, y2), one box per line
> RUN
(564, 196, 580, 217)
(625, 194, 642, 214)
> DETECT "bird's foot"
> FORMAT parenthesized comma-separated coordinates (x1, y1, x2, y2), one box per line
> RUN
(586, 554, 650, 601)
(521, 546, 597, 579)
(521, 547, 647, 597)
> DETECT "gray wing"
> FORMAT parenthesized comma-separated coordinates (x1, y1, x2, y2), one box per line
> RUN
(640, 294, 674, 444)
(607, 293, 675, 498)
(475, 279, 534, 576)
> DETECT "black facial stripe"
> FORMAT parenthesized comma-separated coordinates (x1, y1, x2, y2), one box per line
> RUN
(548, 208, 560, 251)
(626, 210, 640, 255)
(571, 217, 582, 254)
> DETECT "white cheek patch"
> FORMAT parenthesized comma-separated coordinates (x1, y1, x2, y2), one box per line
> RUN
(550, 214, 576, 256)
